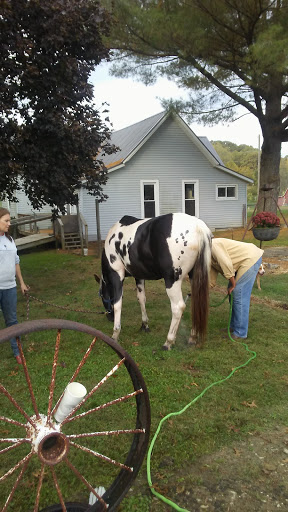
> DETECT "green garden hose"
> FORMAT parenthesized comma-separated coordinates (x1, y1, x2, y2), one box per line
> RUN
(146, 294, 257, 512)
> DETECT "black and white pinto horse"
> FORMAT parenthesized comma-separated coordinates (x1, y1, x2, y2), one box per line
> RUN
(97, 213, 212, 350)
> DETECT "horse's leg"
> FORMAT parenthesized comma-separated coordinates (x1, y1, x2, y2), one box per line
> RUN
(110, 273, 125, 342)
(135, 279, 150, 332)
(111, 295, 123, 341)
(162, 280, 186, 351)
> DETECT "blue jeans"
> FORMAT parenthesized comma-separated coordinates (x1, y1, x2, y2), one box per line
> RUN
(230, 257, 262, 338)
(0, 287, 20, 356)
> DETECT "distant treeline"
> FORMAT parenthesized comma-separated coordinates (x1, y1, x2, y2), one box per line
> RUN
(212, 141, 288, 202)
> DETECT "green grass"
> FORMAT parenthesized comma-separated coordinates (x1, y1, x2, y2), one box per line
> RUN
(0, 248, 288, 511)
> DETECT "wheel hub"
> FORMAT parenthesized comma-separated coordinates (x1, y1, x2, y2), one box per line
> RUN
(28, 414, 69, 466)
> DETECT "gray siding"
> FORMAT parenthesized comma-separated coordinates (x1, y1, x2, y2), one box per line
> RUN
(7, 114, 249, 242)
(83, 117, 248, 240)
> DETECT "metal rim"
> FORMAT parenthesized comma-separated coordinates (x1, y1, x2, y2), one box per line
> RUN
(0, 319, 151, 512)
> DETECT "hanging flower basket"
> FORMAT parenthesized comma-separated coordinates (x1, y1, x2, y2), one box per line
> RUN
(252, 226, 280, 241)
(252, 212, 280, 241)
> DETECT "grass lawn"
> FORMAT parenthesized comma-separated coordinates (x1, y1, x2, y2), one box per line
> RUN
(0, 240, 287, 511)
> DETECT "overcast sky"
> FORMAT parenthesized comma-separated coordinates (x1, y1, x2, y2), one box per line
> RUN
(91, 62, 288, 157)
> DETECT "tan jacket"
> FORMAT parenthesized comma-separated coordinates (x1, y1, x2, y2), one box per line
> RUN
(210, 238, 263, 287)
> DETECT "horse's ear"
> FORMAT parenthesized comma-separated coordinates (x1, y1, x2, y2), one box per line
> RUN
(94, 273, 101, 284)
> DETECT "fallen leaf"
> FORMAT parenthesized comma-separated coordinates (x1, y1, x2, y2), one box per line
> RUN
(241, 400, 257, 408)
(228, 425, 240, 433)
(233, 447, 241, 456)
(8, 371, 18, 377)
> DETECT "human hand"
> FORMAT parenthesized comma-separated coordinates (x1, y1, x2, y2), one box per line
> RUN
(228, 276, 236, 295)
(21, 283, 30, 295)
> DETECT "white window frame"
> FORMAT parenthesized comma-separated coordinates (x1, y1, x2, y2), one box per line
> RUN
(216, 184, 238, 201)
(182, 180, 199, 217)
(140, 180, 160, 218)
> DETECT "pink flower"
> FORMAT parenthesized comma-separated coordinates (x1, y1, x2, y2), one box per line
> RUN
(252, 211, 280, 228)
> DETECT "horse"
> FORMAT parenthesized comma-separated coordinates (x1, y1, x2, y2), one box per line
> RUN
(95, 213, 212, 350)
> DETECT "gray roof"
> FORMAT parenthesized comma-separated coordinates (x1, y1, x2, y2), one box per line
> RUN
(101, 111, 252, 183)
(199, 136, 225, 166)
(103, 111, 166, 169)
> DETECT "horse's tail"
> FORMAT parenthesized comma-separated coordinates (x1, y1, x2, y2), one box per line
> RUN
(190, 227, 211, 345)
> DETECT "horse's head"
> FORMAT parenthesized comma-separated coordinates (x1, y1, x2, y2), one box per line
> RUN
(95, 249, 116, 322)
(98, 274, 114, 322)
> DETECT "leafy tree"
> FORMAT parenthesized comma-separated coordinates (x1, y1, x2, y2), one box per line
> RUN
(106, 0, 288, 213)
(212, 140, 288, 201)
(1, 0, 116, 214)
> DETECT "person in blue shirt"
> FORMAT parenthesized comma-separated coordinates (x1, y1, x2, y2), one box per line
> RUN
(0, 207, 29, 364)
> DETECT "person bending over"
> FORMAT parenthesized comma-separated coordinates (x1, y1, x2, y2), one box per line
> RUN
(211, 238, 263, 340)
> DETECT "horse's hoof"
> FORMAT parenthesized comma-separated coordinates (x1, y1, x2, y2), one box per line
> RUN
(140, 324, 150, 333)
(162, 344, 170, 351)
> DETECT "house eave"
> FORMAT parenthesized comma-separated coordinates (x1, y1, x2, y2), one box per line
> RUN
(216, 165, 254, 183)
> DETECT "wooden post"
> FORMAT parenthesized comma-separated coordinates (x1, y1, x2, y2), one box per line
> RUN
(95, 199, 102, 258)
(77, 202, 84, 256)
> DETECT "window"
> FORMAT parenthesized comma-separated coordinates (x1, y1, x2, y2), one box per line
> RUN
(182, 181, 199, 217)
(216, 185, 237, 200)
(140, 181, 159, 218)
(184, 183, 195, 216)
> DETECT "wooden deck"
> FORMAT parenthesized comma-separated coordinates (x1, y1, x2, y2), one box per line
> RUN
(15, 233, 56, 251)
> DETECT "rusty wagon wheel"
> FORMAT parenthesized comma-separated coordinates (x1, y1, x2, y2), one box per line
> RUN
(0, 319, 151, 512)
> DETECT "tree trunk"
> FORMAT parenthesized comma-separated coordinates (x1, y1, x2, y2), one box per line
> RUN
(258, 135, 281, 213)
(258, 90, 282, 214)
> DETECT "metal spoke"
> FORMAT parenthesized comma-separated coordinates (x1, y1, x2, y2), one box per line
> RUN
(47, 330, 61, 423)
(50, 467, 67, 512)
(65, 458, 108, 510)
(1, 457, 31, 512)
(0, 384, 37, 428)
(52, 337, 97, 418)
(69, 441, 133, 472)
(67, 428, 145, 439)
(0, 416, 26, 428)
(0, 440, 28, 455)
(61, 358, 126, 426)
(17, 338, 40, 420)
(0, 438, 29, 444)
(33, 463, 45, 512)
(0, 451, 33, 482)
(64, 389, 143, 424)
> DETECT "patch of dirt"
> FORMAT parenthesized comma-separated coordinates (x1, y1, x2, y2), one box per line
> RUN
(162, 426, 288, 511)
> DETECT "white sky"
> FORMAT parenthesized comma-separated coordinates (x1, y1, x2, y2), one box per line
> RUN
(91, 62, 288, 156)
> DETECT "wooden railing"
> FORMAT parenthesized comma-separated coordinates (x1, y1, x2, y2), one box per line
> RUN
(11, 212, 89, 253)
(10, 214, 53, 239)
(54, 213, 88, 253)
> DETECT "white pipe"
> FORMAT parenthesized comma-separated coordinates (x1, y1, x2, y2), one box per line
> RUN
(54, 382, 87, 423)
